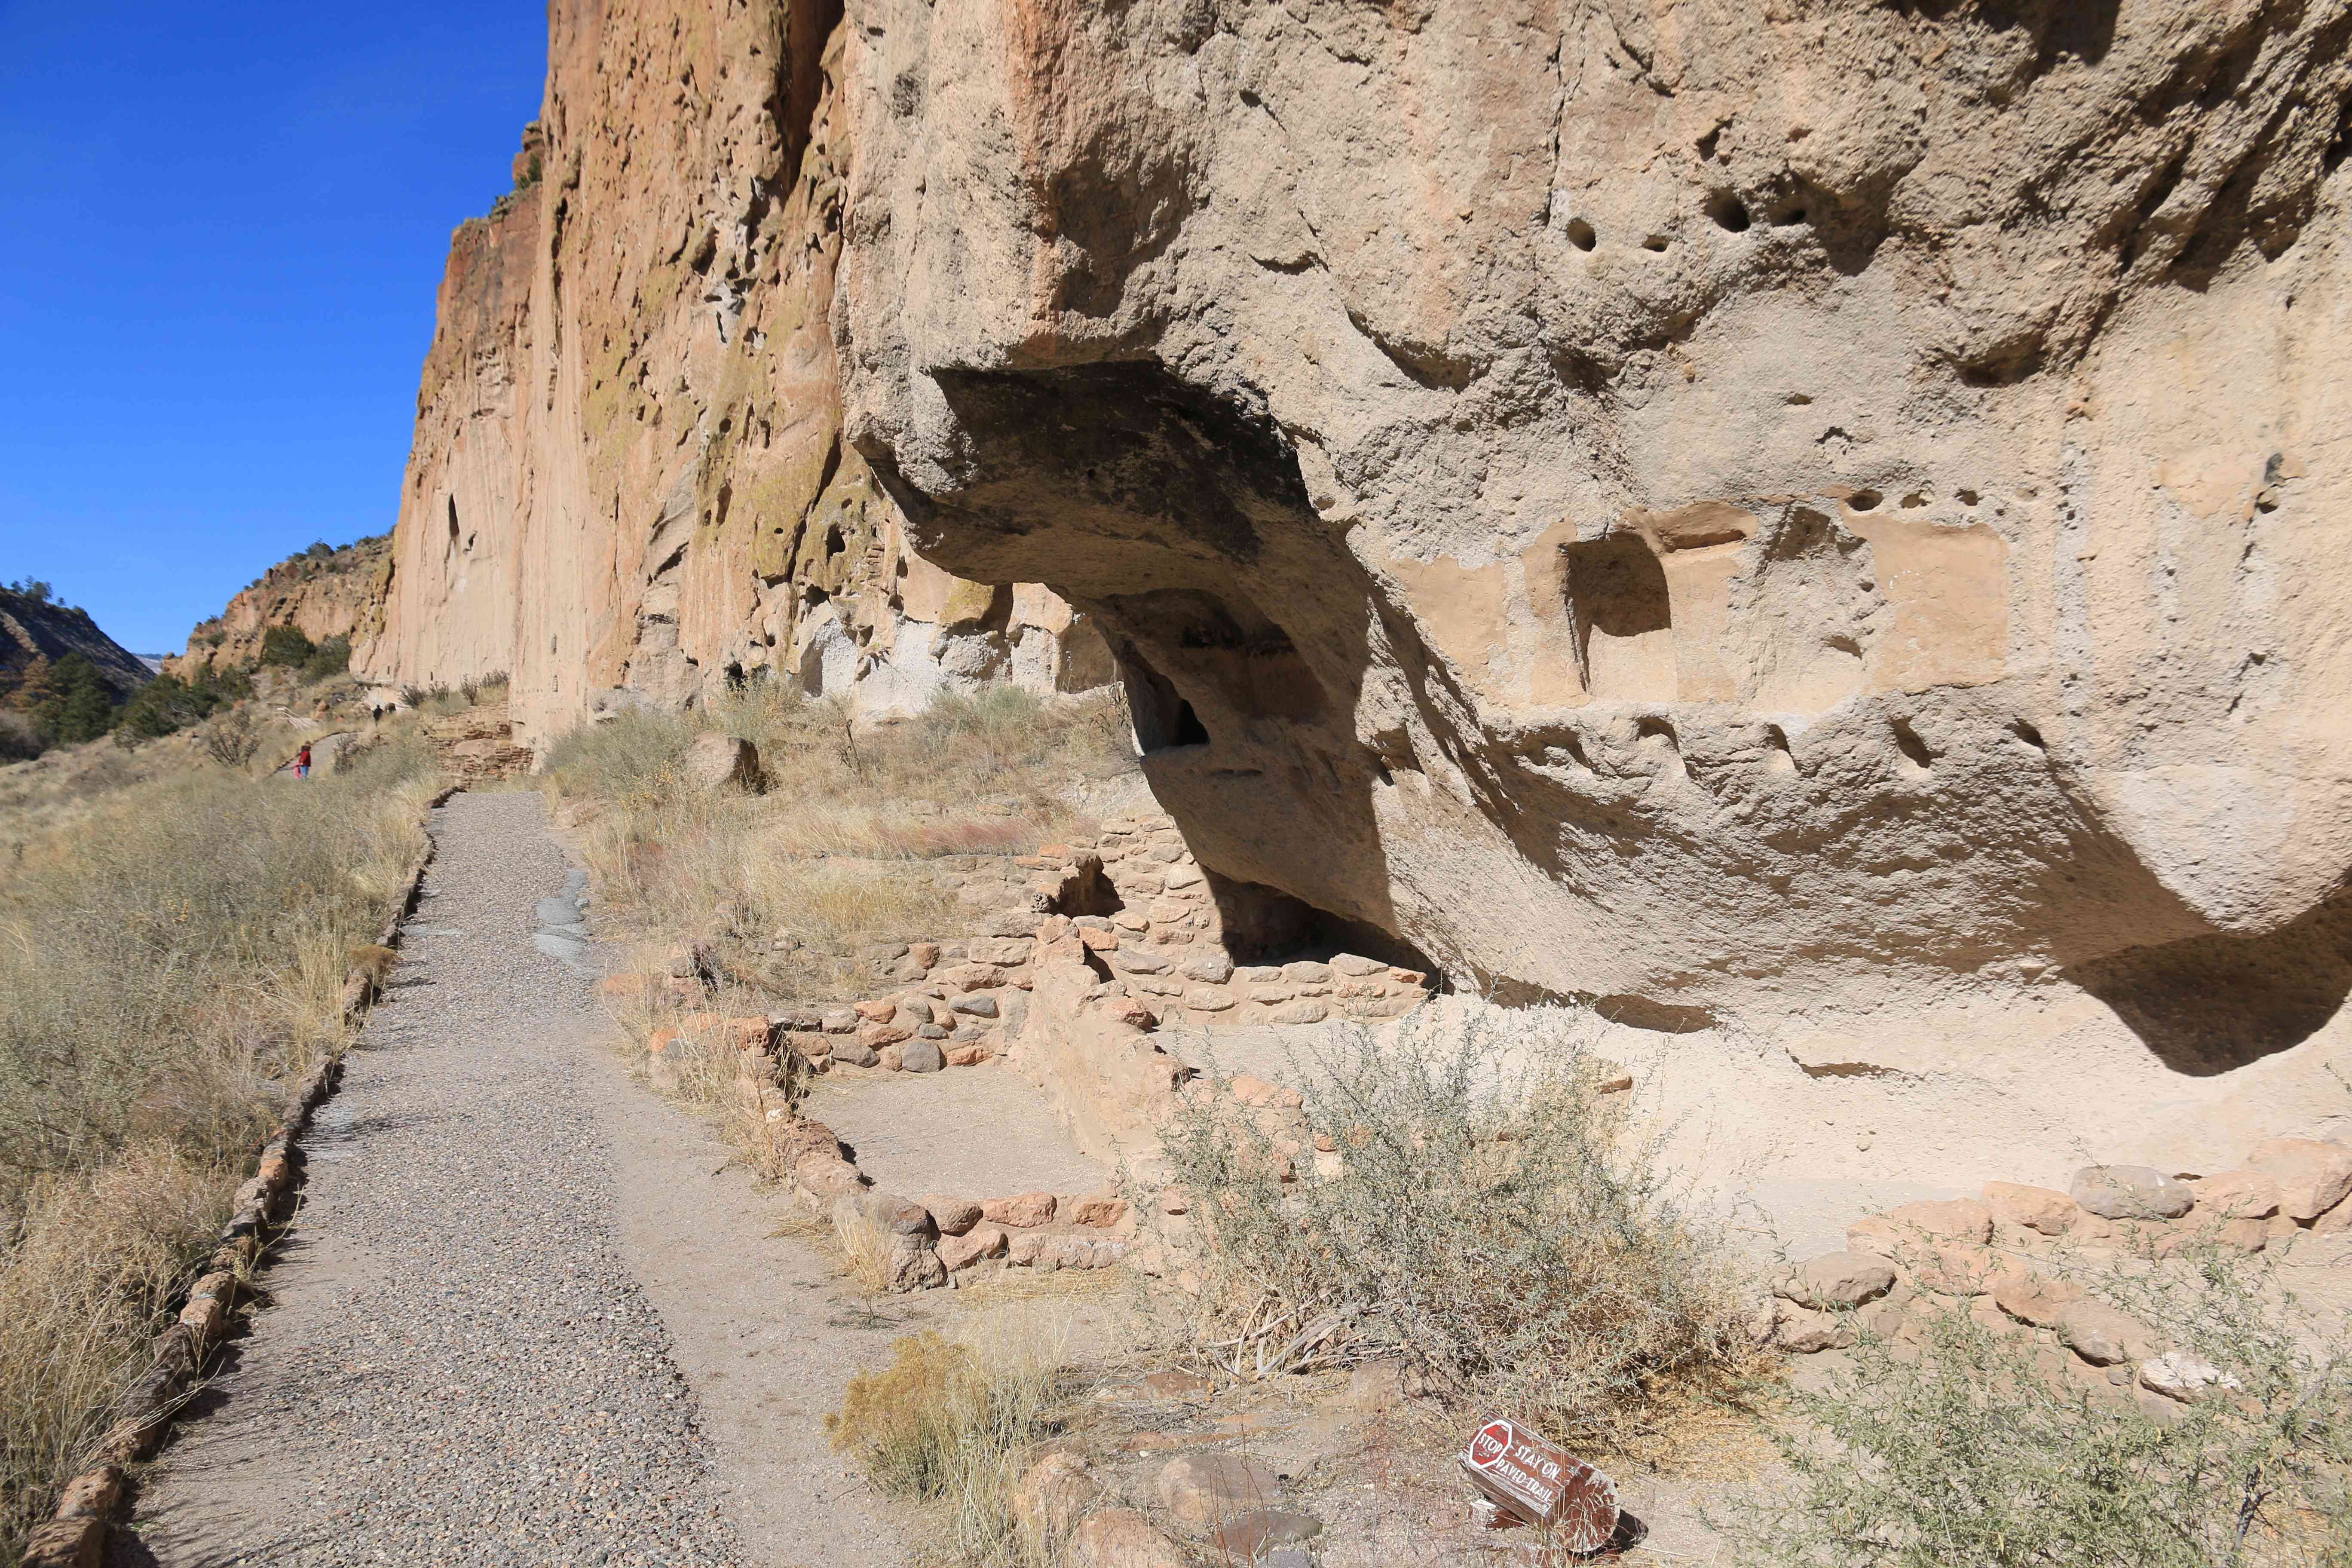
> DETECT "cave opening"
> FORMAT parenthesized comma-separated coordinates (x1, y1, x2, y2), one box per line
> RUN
(1119, 644, 1211, 754)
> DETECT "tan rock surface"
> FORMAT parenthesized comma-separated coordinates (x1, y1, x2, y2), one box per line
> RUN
(832, 0, 2352, 1170)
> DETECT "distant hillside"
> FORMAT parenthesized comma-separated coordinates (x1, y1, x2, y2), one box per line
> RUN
(0, 586, 153, 705)
(170, 535, 392, 678)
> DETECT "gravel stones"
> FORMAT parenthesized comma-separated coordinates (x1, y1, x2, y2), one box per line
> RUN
(2072, 1164, 2194, 1220)
(120, 793, 740, 1566)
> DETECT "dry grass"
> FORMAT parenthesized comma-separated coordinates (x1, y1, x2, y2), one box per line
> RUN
(0, 735, 436, 1555)
(540, 683, 1135, 998)
(828, 1318, 1090, 1567)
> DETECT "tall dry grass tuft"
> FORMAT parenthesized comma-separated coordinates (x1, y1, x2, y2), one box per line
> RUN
(827, 1317, 1087, 1566)
(1155, 1000, 1769, 1464)
(0, 736, 436, 1554)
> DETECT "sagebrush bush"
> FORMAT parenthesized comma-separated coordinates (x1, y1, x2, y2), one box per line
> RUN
(1156, 1001, 1763, 1458)
(1718, 1250, 2352, 1567)
(0, 735, 435, 1555)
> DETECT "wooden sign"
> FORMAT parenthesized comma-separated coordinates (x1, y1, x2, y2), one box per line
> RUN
(1459, 1416, 1619, 1553)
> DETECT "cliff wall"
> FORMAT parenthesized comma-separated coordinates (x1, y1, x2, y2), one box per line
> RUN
(358, 2, 1111, 748)
(354, 0, 2352, 1171)
(832, 0, 2352, 1164)
(170, 535, 391, 678)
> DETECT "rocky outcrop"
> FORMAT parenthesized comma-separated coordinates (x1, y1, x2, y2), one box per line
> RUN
(830, 0, 2352, 1161)
(0, 588, 152, 703)
(349, 0, 2352, 1169)
(358, 8, 1112, 748)
(170, 536, 391, 677)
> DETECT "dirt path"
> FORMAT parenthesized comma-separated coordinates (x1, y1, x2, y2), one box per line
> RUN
(115, 792, 914, 1568)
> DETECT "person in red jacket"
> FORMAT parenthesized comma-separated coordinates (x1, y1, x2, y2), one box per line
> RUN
(295, 743, 312, 780)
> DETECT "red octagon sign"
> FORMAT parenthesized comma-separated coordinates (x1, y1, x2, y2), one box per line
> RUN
(1459, 1415, 1619, 1553)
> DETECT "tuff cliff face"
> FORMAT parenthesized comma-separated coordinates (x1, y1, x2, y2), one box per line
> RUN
(171, 536, 391, 677)
(360, 0, 2352, 1170)
(359, 2, 1112, 748)
(832, 0, 2352, 1161)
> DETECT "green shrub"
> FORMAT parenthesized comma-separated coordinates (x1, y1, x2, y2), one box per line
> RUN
(300, 634, 350, 682)
(112, 668, 246, 744)
(257, 625, 314, 667)
(1155, 1002, 1762, 1457)
(1715, 1250, 2352, 1567)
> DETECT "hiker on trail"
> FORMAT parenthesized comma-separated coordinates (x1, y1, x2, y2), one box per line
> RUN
(295, 743, 312, 780)
(371, 703, 383, 726)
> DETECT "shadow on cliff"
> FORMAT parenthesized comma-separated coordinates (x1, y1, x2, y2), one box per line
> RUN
(2067, 881, 2352, 1076)
(868, 361, 1412, 954)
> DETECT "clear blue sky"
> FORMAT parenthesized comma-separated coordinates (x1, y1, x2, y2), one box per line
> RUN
(0, 2, 546, 654)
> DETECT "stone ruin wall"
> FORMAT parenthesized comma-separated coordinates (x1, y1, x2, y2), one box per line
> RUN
(349, 0, 2352, 1188)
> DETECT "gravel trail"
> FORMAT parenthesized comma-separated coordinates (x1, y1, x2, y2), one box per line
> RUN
(116, 792, 909, 1568)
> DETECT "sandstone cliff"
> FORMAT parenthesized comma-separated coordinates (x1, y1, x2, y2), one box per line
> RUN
(170, 535, 391, 677)
(358, 0, 2352, 1172)
(358, 18, 1112, 747)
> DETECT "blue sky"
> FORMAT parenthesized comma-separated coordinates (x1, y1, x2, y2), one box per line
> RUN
(0, 2, 546, 653)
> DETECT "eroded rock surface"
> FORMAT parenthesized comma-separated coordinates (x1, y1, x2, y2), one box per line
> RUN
(831, 0, 2352, 1148)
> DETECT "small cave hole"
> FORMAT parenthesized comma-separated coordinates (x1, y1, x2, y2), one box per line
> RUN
(824, 524, 846, 558)
(1119, 645, 1213, 755)
(1564, 217, 1597, 252)
(1846, 489, 1883, 512)
(446, 499, 460, 542)
(1705, 191, 1751, 232)
(2009, 719, 2048, 751)
(1772, 204, 1809, 227)
(1785, 392, 1813, 405)
(1891, 717, 1935, 776)
(1899, 491, 1930, 509)
(1957, 489, 1981, 506)
(723, 661, 746, 692)
(1761, 723, 1798, 775)
(1641, 234, 1671, 253)
(464, 532, 478, 553)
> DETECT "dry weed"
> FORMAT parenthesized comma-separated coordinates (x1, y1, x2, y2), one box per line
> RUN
(828, 1320, 1088, 1566)
(1154, 1000, 1770, 1467)
(0, 735, 435, 1555)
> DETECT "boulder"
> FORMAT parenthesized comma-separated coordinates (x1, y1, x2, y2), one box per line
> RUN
(2245, 1139, 2352, 1222)
(1157, 1453, 1282, 1531)
(1771, 1301, 1855, 1354)
(2138, 1351, 2238, 1404)
(982, 1191, 1058, 1228)
(922, 1194, 984, 1235)
(1011, 1452, 1099, 1542)
(1775, 1250, 1896, 1311)
(2193, 1169, 2284, 1219)
(1991, 1270, 2086, 1329)
(938, 1224, 1008, 1272)
(1266, 999, 1330, 1025)
(2072, 1165, 2194, 1221)
(1181, 952, 1236, 984)
(1982, 1180, 2078, 1236)
(1072, 1196, 1130, 1228)
(830, 1038, 880, 1068)
(900, 1038, 946, 1073)
(2058, 1299, 2157, 1366)
(1068, 1509, 1186, 1568)
(683, 732, 761, 790)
